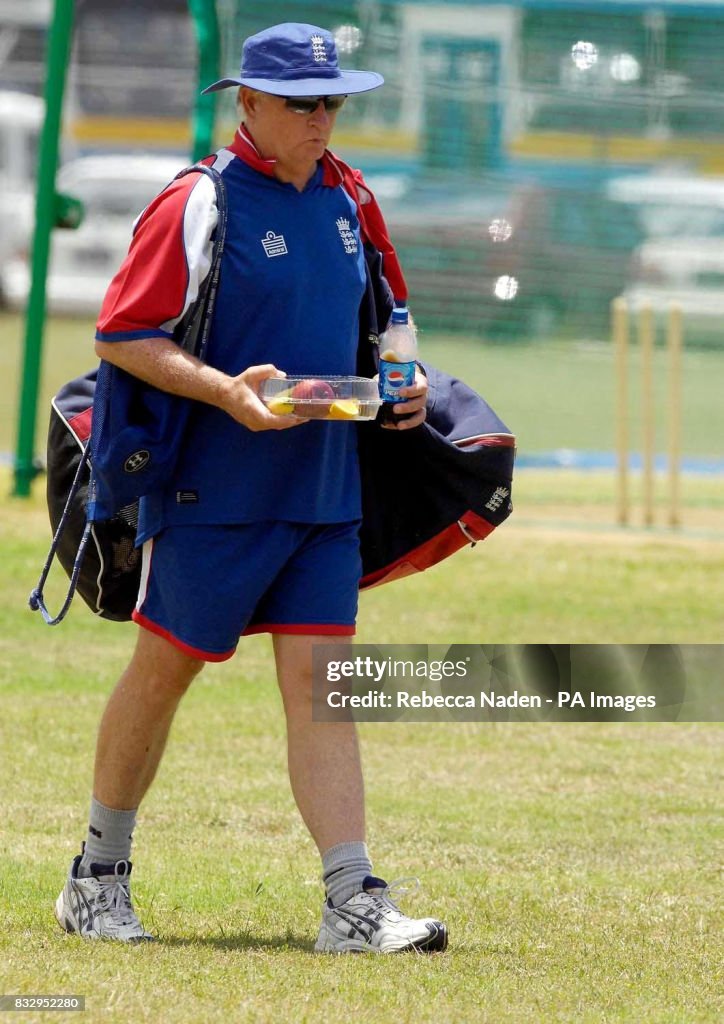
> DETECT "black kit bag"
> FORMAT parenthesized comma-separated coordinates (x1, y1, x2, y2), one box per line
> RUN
(356, 361, 515, 589)
(39, 368, 140, 622)
(355, 248, 515, 588)
(357, 365, 515, 589)
(29, 164, 228, 624)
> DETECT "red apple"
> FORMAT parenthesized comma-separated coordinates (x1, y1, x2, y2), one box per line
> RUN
(290, 378, 335, 418)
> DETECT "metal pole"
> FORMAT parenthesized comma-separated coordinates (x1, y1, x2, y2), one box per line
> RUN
(12, 0, 76, 497)
(612, 298, 629, 526)
(188, 0, 220, 162)
(639, 305, 656, 527)
(667, 305, 683, 528)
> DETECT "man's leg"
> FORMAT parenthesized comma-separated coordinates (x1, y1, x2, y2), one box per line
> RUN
(274, 632, 448, 954)
(274, 634, 376, 910)
(273, 634, 364, 852)
(91, 626, 204, 811)
(56, 627, 203, 941)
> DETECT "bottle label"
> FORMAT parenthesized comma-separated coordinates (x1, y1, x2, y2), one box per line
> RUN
(379, 358, 416, 403)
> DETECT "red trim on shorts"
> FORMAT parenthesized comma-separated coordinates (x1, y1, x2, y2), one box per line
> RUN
(242, 622, 356, 637)
(132, 610, 236, 662)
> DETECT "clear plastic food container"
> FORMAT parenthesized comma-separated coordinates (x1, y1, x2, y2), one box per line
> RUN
(260, 375, 382, 421)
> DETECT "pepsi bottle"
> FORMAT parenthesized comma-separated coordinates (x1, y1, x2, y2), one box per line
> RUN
(378, 306, 418, 423)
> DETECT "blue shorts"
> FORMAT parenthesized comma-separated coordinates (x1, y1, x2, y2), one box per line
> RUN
(133, 521, 362, 661)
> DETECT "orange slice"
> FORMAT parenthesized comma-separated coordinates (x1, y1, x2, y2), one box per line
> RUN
(327, 399, 360, 420)
(267, 394, 295, 415)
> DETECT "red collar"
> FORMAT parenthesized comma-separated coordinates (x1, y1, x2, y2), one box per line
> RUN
(228, 126, 342, 187)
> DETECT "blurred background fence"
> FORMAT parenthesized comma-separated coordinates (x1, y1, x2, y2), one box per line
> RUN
(5, 1, 724, 342)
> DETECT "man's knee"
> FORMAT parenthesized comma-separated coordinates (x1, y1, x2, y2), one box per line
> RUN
(274, 633, 351, 713)
(131, 627, 206, 697)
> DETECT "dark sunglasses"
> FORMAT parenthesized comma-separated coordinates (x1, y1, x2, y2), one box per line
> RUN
(283, 95, 347, 115)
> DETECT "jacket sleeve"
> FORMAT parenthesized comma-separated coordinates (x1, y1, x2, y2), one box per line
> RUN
(95, 169, 218, 342)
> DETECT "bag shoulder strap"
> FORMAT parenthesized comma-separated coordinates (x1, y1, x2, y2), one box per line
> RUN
(171, 163, 228, 361)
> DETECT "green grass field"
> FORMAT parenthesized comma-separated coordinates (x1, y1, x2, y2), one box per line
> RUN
(1, 314, 722, 1022)
(1, 477, 722, 1022)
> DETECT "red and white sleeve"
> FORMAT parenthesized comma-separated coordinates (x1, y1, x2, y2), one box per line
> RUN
(95, 168, 218, 342)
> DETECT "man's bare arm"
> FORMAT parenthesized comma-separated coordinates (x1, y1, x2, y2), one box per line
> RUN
(95, 337, 302, 433)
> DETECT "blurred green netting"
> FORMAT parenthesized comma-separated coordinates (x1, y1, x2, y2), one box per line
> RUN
(203, 1, 724, 342)
(36, 0, 723, 344)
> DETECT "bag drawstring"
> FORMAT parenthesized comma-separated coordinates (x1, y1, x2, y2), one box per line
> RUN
(28, 445, 93, 626)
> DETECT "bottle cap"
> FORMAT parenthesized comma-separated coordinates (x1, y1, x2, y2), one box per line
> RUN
(391, 306, 409, 324)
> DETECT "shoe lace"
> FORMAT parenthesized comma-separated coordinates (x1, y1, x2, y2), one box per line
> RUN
(95, 861, 136, 926)
(378, 877, 421, 901)
(366, 876, 421, 913)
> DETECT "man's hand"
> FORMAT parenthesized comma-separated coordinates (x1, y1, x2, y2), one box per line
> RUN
(94, 339, 305, 431)
(380, 367, 428, 430)
(220, 364, 305, 431)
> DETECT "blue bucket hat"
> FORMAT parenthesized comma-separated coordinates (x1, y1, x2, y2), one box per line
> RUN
(202, 22, 383, 96)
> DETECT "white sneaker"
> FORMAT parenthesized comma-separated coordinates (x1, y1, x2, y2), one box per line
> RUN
(314, 875, 448, 954)
(55, 853, 155, 942)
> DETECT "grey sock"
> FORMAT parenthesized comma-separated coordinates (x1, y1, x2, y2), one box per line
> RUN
(322, 841, 373, 908)
(78, 797, 137, 877)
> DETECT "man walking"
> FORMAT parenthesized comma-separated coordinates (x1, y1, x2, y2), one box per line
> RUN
(55, 23, 447, 954)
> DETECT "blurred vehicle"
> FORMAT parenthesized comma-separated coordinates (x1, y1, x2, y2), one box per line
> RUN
(0, 91, 43, 286)
(610, 173, 724, 344)
(380, 175, 644, 340)
(624, 238, 724, 343)
(1, 154, 187, 315)
(606, 174, 724, 240)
